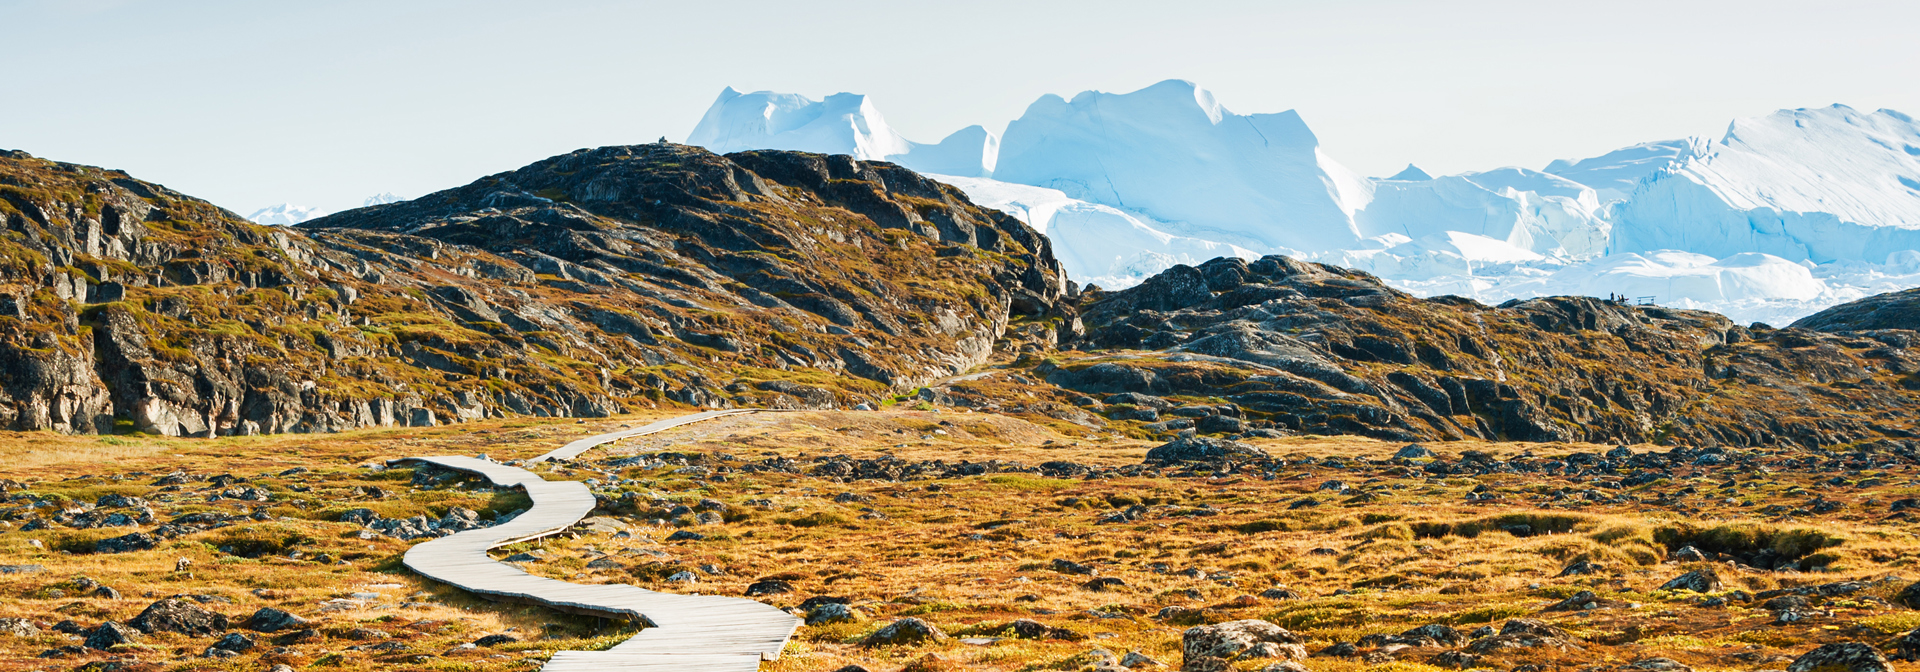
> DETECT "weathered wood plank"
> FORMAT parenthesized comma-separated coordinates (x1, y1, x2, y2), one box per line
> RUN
(392, 410, 799, 671)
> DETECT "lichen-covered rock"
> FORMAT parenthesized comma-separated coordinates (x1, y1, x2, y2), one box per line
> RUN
(1893, 628, 1920, 662)
(1545, 590, 1599, 612)
(1464, 619, 1579, 654)
(130, 598, 229, 636)
(1894, 581, 1920, 610)
(94, 532, 157, 554)
(1786, 642, 1894, 672)
(84, 622, 140, 650)
(1398, 623, 1468, 646)
(1659, 569, 1722, 593)
(244, 607, 310, 633)
(1145, 437, 1267, 464)
(806, 603, 861, 626)
(1256, 663, 1308, 672)
(0, 617, 40, 637)
(858, 618, 947, 647)
(1629, 658, 1692, 672)
(1179, 656, 1230, 672)
(1498, 619, 1570, 639)
(1241, 642, 1308, 660)
(1007, 619, 1084, 641)
(1182, 619, 1301, 662)
(207, 632, 255, 654)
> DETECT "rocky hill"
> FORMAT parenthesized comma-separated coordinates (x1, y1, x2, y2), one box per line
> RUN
(1041, 256, 1920, 448)
(0, 144, 1071, 436)
(8, 141, 1920, 449)
(1791, 287, 1920, 332)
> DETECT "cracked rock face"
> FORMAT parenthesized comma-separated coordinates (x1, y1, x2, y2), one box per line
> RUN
(0, 145, 1072, 436)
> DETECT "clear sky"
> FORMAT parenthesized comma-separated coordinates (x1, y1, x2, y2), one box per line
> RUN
(4, 0, 1916, 216)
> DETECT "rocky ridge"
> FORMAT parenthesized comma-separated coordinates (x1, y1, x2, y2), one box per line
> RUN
(1791, 286, 1920, 332)
(10, 139, 1920, 450)
(1043, 255, 1920, 447)
(0, 145, 1070, 435)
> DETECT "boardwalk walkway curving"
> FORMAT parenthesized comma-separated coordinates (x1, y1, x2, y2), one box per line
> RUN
(534, 409, 759, 463)
(393, 410, 798, 672)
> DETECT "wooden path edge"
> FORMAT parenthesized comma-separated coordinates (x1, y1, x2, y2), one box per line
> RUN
(390, 410, 801, 672)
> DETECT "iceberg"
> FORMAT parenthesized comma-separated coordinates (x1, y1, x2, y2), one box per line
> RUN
(1600, 105, 1920, 263)
(1544, 139, 1698, 202)
(930, 175, 1259, 288)
(682, 83, 1920, 323)
(1384, 164, 1433, 181)
(993, 79, 1372, 253)
(1357, 167, 1609, 258)
(1326, 231, 1550, 281)
(685, 87, 995, 177)
(247, 203, 327, 226)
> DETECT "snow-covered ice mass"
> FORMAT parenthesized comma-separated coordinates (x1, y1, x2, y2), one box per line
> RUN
(694, 81, 1920, 324)
(248, 192, 403, 227)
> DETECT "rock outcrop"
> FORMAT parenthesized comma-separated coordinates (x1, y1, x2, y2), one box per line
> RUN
(0, 144, 1070, 435)
(1058, 255, 1920, 447)
(1793, 287, 1920, 332)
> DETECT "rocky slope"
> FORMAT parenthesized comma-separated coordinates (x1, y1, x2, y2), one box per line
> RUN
(1791, 287, 1920, 332)
(1044, 255, 1920, 448)
(9, 141, 1920, 449)
(0, 144, 1071, 436)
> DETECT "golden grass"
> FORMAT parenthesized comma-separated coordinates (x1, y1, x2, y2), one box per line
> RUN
(0, 409, 1916, 672)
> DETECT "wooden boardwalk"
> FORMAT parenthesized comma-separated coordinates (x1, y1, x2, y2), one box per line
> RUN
(534, 409, 759, 463)
(394, 410, 798, 672)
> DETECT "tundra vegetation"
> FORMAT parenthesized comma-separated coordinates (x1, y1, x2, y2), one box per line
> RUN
(1, 408, 1917, 672)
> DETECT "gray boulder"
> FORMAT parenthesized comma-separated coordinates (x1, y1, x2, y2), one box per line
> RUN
(1787, 642, 1894, 672)
(858, 617, 946, 647)
(1464, 619, 1578, 654)
(1179, 656, 1230, 672)
(130, 597, 229, 636)
(1393, 444, 1434, 459)
(207, 632, 255, 655)
(0, 617, 40, 637)
(244, 607, 309, 632)
(1894, 628, 1920, 662)
(1145, 437, 1267, 463)
(1659, 569, 1721, 593)
(1398, 623, 1467, 646)
(807, 603, 861, 625)
(85, 622, 140, 650)
(1895, 581, 1920, 609)
(1182, 619, 1301, 662)
(94, 532, 157, 553)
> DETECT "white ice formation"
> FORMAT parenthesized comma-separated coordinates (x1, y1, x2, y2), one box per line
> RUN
(688, 84, 1920, 324)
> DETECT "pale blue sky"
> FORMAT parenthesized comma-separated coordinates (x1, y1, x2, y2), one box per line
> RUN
(4, 0, 1916, 214)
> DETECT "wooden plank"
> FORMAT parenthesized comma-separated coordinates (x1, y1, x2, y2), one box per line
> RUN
(391, 410, 799, 672)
